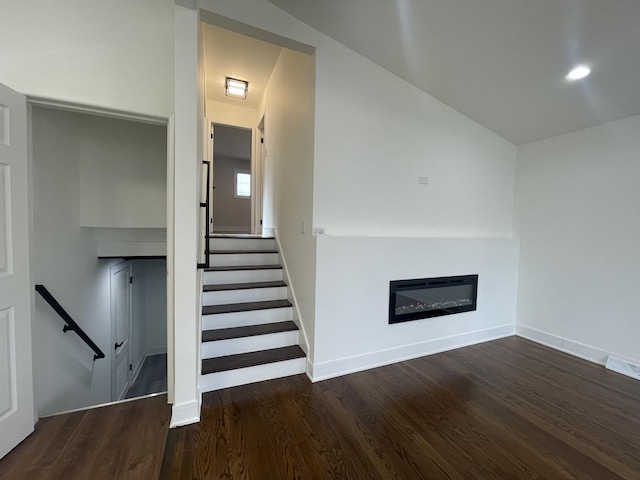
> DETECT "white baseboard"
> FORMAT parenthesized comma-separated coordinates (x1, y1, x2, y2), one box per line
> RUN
(309, 324, 516, 382)
(271, 229, 309, 356)
(263, 226, 275, 237)
(170, 399, 200, 428)
(516, 324, 640, 367)
(146, 346, 168, 356)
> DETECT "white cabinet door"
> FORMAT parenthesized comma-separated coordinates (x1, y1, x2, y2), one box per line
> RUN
(0, 83, 34, 459)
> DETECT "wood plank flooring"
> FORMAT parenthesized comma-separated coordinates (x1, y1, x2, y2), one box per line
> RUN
(163, 337, 640, 479)
(0, 394, 170, 480)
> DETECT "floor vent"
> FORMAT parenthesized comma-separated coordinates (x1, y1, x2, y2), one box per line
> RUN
(605, 355, 640, 381)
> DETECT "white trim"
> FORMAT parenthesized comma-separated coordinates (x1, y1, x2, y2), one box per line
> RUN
(170, 399, 200, 428)
(515, 324, 640, 367)
(39, 391, 167, 418)
(272, 229, 310, 358)
(26, 95, 168, 125)
(147, 346, 168, 356)
(309, 324, 516, 382)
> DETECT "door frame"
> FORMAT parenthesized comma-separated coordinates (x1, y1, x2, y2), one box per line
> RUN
(208, 119, 263, 235)
(26, 96, 174, 405)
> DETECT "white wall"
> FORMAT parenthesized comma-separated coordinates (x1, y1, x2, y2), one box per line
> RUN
(514, 115, 640, 365)
(79, 117, 167, 228)
(198, 0, 517, 239)
(313, 236, 519, 379)
(259, 48, 317, 360)
(172, 5, 201, 426)
(31, 107, 117, 416)
(199, 1, 518, 374)
(0, 0, 174, 117)
(207, 101, 257, 128)
(132, 260, 168, 357)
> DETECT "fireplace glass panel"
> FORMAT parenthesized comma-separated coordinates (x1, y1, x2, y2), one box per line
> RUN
(389, 275, 478, 324)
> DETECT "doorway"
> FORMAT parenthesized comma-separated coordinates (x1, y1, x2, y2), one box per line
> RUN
(29, 105, 169, 416)
(211, 124, 253, 234)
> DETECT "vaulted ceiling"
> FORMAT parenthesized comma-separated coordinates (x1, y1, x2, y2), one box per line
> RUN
(269, 0, 640, 145)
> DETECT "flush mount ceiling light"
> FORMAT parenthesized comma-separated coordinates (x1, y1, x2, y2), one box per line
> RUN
(566, 65, 591, 81)
(225, 77, 248, 99)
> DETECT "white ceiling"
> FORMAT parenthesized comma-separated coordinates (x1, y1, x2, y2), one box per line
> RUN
(203, 24, 282, 109)
(269, 0, 640, 145)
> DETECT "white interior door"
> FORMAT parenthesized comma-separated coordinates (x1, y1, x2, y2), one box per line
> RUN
(0, 83, 34, 458)
(111, 262, 132, 401)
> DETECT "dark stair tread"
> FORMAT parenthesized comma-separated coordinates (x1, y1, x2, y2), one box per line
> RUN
(203, 280, 286, 292)
(203, 299, 292, 315)
(204, 264, 282, 272)
(202, 345, 305, 375)
(209, 250, 278, 255)
(202, 321, 298, 342)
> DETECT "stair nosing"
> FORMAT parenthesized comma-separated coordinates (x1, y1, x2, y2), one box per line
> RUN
(203, 280, 287, 292)
(202, 320, 298, 342)
(210, 250, 278, 255)
(204, 264, 283, 272)
(201, 345, 305, 375)
(202, 299, 292, 315)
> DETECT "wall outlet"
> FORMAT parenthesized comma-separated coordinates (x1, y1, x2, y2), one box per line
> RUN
(418, 175, 429, 185)
(301, 219, 305, 234)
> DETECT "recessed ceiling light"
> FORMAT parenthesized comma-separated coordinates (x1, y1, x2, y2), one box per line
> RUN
(566, 65, 591, 81)
(225, 77, 248, 99)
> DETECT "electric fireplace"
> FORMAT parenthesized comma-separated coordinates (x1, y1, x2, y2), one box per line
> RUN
(389, 275, 478, 324)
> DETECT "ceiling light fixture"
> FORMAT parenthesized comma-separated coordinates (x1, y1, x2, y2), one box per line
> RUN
(566, 65, 591, 81)
(225, 77, 248, 99)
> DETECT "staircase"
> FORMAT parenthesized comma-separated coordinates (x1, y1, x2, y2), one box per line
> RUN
(200, 235, 306, 393)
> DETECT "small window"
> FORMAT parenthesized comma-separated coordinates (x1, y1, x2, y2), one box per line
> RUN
(235, 170, 251, 198)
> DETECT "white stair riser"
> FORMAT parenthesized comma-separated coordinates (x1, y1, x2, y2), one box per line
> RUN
(201, 357, 306, 393)
(204, 268, 282, 285)
(202, 286, 288, 306)
(209, 253, 279, 267)
(202, 331, 299, 359)
(210, 238, 275, 251)
(202, 307, 293, 330)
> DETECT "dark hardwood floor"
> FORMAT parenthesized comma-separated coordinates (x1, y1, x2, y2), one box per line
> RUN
(126, 353, 168, 399)
(0, 394, 170, 480)
(163, 337, 640, 479)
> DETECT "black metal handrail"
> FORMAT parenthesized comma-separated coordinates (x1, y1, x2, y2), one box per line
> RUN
(197, 160, 211, 269)
(35, 284, 105, 361)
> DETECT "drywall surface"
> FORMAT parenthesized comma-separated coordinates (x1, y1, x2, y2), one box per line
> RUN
(31, 107, 117, 416)
(172, 6, 201, 426)
(0, 0, 174, 116)
(78, 116, 167, 228)
(207, 101, 257, 128)
(261, 48, 317, 359)
(132, 259, 168, 356)
(515, 115, 640, 364)
(212, 156, 252, 232)
(198, 0, 517, 239)
(313, 236, 519, 378)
